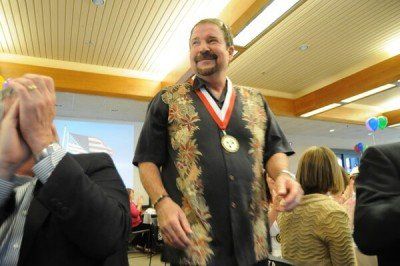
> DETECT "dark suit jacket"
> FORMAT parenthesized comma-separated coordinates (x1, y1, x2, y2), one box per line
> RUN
(0, 153, 130, 266)
(354, 142, 400, 266)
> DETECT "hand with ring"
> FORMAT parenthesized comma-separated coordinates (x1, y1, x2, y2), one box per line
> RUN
(7, 74, 57, 155)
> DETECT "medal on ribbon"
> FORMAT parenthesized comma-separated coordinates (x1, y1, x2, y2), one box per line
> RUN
(195, 79, 239, 153)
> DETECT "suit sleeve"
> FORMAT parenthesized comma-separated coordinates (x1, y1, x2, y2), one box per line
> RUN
(35, 152, 130, 259)
(354, 145, 400, 254)
(0, 181, 15, 224)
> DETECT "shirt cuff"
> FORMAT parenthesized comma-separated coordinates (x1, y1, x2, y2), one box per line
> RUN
(33, 148, 67, 184)
(0, 178, 15, 206)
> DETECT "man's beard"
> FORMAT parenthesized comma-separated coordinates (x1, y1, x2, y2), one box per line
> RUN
(194, 51, 219, 76)
(196, 63, 218, 76)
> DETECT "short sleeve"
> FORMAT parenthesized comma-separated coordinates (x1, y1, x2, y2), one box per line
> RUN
(263, 99, 294, 163)
(133, 91, 169, 167)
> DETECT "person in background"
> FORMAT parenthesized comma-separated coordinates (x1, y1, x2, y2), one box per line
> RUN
(127, 187, 151, 251)
(343, 166, 378, 266)
(266, 177, 282, 258)
(127, 188, 143, 228)
(277, 146, 355, 265)
(333, 167, 350, 204)
(0, 74, 129, 266)
(133, 18, 303, 265)
(354, 142, 400, 265)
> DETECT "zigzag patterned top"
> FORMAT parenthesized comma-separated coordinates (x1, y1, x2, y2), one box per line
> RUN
(277, 194, 356, 266)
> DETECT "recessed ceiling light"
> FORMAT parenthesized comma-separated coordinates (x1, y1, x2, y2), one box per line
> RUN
(234, 0, 301, 46)
(389, 123, 400, 128)
(299, 44, 309, 51)
(329, 129, 335, 133)
(341, 83, 396, 103)
(84, 40, 95, 46)
(384, 36, 400, 56)
(92, 0, 105, 6)
(300, 103, 342, 118)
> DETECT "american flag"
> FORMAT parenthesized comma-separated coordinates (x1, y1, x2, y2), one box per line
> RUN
(66, 132, 114, 156)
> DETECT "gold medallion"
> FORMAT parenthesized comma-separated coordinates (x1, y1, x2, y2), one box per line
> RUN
(221, 134, 239, 153)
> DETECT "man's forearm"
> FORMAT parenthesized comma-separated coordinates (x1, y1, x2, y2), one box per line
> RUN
(266, 152, 289, 180)
(138, 162, 168, 204)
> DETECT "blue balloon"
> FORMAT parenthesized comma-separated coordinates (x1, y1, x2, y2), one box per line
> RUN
(357, 142, 364, 152)
(366, 117, 379, 131)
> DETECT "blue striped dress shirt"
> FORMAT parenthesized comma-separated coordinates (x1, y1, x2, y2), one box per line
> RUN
(0, 147, 66, 266)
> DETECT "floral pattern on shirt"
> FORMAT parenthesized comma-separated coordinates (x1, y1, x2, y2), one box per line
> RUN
(237, 86, 270, 260)
(162, 84, 214, 265)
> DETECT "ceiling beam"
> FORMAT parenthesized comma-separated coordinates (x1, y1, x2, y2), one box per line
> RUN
(384, 109, 400, 125)
(1, 57, 397, 124)
(294, 54, 400, 116)
(0, 62, 162, 101)
(265, 96, 295, 116)
(0, 61, 297, 116)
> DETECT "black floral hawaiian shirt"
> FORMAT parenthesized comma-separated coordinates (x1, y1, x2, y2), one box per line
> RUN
(133, 77, 293, 266)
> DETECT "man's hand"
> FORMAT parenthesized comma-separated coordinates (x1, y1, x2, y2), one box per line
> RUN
(274, 173, 303, 211)
(155, 197, 193, 250)
(0, 99, 31, 179)
(8, 74, 57, 155)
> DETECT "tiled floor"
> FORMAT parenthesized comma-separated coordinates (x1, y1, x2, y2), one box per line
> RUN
(128, 252, 169, 266)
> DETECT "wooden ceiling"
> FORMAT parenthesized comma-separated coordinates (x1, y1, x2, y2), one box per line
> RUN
(229, 0, 400, 96)
(0, 0, 399, 126)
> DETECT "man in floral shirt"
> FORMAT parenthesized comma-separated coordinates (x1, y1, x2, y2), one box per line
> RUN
(133, 18, 303, 266)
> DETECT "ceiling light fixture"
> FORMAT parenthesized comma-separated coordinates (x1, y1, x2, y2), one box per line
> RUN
(299, 44, 309, 51)
(234, 0, 301, 47)
(92, 0, 105, 6)
(388, 123, 400, 128)
(300, 103, 342, 118)
(341, 83, 396, 103)
(384, 36, 400, 56)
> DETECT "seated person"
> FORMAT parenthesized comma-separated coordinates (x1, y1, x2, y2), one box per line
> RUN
(0, 75, 129, 266)
(277, 146, 355, 265)
(127, 188, 153, 250)
(127, 188, 143, 228)
(266, 177, 282, 258)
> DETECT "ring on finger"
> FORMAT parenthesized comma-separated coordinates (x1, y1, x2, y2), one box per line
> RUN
(28, 84, 37, 91)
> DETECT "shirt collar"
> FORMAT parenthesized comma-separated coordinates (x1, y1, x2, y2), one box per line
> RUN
(191, 76, 232, 91)
(191, 76, 232, 104)
(11, 175, 35, 186)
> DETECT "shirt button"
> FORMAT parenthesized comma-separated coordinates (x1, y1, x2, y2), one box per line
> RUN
(13, 243, 19, 249)
(229, 175, 235, 181)
(231, 202, 237, 209)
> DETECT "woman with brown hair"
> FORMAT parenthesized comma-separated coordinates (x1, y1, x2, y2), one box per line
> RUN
(127, 188, 143, 228)
(277, 146, 355, 265)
